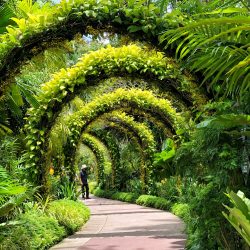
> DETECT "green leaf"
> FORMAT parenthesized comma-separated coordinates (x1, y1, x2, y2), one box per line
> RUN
(128, 25, 142, 33)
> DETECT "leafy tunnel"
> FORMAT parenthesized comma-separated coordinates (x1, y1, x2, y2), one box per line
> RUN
(1, 1, 249, 249)
(21, 45, 206, 190)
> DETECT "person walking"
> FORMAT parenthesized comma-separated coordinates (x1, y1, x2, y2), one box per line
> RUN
(80, 164, 90, 199)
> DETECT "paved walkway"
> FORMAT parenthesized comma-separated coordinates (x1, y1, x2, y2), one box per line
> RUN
(51, 195, 186, 250)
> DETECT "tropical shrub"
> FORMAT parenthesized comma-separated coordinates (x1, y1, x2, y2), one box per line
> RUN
(92, 187, 114, 198)
(0, 210, 66, 250)
(111, 192, 139, 203)
(171, 101, 250, 248)
(126, 179, 144, 195)
(0, 166, 32, 221)
(171, 203, 191, 224)
(152, 177, 181, 202)
(92, 188, 172, 210)
(136, 194, 171, 210)
(181, 181, 245, 250)
(57, 179, 81, 201)
(47, 199, 90, 234)
(223, 190, 250, 247)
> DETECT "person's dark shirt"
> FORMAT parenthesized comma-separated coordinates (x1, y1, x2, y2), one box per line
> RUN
(80, 169, 88, 184)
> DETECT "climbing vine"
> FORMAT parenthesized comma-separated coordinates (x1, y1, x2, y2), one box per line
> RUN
(26, 88, 184, 185)
(88, 129, 121, 189)
(86, 111, 157, 188)
(81, 133, 110, 186)
(119, 107, 173, 138)
(101, 122, 146, 191)
(24, 44, 205, 136)
(102, 111, 156, 156)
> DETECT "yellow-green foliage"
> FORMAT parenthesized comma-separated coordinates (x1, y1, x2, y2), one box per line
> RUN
(25, 87, 186, 181)
(23, 44, 204, 185)
(38, 45, 204, 109)
(81, 133, 110, 183)
(0, 210, 66, 250)
(25, 45, 203, 156)
(0, 1, 206, 109)
(47, 199, 90, 234)
(171, 203, 191, 223)
(117, 107, 173, 137)
(0, 0, 162, 70)
(66, 88, 185, 150)
(136, 194, 171, 210)
(103, 111, 156, 156)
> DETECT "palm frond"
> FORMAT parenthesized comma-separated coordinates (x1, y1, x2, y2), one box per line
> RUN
(6, 92, 23, 118)
(17, 81, 39, 108)
(0, 2, 15, 34)
(160, 13, 250, 99)
(187, 45, 249, 95)
(161, 17, 250, 51)
(0, 124, 12, 137)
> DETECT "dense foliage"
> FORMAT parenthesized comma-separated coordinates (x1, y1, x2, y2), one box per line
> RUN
(0, 199, 90, 250)
(0, 0, 249, 249)
(0, 210, 66, 250)
(48, 199, 90, 234)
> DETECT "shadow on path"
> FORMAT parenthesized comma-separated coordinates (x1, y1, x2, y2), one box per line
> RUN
(51, 195, 186, 250)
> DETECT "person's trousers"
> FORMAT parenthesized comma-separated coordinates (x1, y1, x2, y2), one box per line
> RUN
(82, 183, 89, 198)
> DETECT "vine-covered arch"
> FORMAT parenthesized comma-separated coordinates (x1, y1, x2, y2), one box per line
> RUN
(61, 88, 185, 176)
(88, 129, 121, 189)
(66, 87, 184, 135)
(85, 111, 157, 187)
(93, 111, 156, 156)
(97, 122, 145, 191)
(47, 103, 167, 189)
(116, 107, 173, 140)
(49, 96, 172, 189)
(0, 0, 164, 90)
(27, 88, 186, 186)
(23, 44, 207, 183)
(80, 133, 111, 186)
(24, 44, 206, 139)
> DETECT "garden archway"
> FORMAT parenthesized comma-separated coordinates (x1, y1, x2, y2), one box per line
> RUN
(80, 133, 111, 185)
(76, 111, 157, 189)
(28, 88, 186, 189)
(24, 44, 205, 140)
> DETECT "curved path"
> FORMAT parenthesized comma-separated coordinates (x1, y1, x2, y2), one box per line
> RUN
(51, 195, 186, 250)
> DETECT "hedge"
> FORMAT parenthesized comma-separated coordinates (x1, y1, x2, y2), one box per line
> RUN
(0, 199, 90, 250)
(48, 199, 90, 234)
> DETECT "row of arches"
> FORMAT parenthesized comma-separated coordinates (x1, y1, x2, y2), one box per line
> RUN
(0, 2, 208, 192)
(20, 44, 208, 191)
(35, 87, 186, 190)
